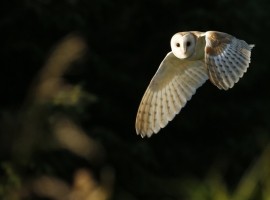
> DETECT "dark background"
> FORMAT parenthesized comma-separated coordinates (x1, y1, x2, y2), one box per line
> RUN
(1, 0, 270, 199)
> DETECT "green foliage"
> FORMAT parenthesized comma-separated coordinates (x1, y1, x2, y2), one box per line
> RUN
(0, 162, 21, 199)
(182, 146, 270, 200)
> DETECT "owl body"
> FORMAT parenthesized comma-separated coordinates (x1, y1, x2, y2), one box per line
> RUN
(135, 31, 254, 137)
(187, 32, 206, 60)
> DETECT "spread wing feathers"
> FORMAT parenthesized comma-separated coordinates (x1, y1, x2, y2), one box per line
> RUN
(135, 52, 208, 137)
(204, 31, 254, 90)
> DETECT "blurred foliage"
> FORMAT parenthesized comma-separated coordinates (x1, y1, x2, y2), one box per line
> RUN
(1, 0, 270, 199)
(182, 146, 270, 200)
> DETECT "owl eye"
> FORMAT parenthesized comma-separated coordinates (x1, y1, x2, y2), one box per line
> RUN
(176, 43, 180, 47)
(186, 41, 191, 47)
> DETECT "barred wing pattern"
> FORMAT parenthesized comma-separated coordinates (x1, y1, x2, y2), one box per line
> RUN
(135, 52, 208, 137)
(204, 31, 254, 90)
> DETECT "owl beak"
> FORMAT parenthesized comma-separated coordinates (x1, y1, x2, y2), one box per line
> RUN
(182, 45, 187, 54)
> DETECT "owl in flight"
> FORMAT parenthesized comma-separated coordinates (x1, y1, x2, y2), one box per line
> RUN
(135, 31, 254, 137)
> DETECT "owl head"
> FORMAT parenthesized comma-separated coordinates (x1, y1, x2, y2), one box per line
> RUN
(170, 32, 196, 59)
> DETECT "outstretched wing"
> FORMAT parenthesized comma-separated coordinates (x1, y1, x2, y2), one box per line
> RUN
(204, 31, 254, 90)
(135, 52, 208, 137)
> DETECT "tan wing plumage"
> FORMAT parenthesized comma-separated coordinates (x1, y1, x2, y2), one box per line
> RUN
(204, 31, 254, 90)
(135, 52, 208, 137)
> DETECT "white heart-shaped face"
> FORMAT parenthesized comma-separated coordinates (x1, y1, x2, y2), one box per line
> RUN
(170, 32, 196, 59)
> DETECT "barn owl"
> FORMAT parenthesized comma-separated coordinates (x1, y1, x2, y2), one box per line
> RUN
(135, 31, 254, 137)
